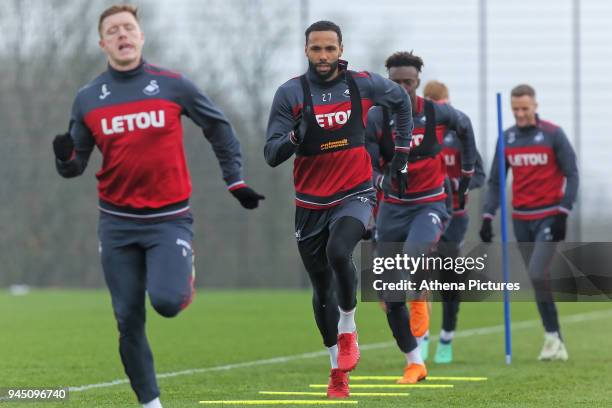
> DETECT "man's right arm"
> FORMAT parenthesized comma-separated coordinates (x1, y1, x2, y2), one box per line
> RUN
(470, 150, 487, 190)
(365, 107, 384, 190)
(479, 139, 508, 242)
(368, 73, 412, 154)
(264, 85, 298, 167)
(482, 138, 508, 219)
(55, 95, 95, 178)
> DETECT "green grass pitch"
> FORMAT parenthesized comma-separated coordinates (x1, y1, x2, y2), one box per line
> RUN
(1, 290, 611, 407)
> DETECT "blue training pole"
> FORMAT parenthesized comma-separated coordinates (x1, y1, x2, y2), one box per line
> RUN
(496, 92, 512, 365)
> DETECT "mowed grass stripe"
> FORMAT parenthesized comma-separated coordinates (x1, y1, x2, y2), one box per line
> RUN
(69, 308, 612, 393)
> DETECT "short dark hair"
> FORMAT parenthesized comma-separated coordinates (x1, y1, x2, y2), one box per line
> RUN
(385, 51, 424, 72)
(511, 84, 536, 98)
(305, 20, 342, 44)
(98, 4, 139, 37)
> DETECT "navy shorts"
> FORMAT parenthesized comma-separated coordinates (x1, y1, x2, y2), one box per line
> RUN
(294, 192, 376, 242)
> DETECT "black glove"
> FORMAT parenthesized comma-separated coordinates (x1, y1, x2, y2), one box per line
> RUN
(289, 107, 310, 145)
(382, 152, 409, 199)
(456, 175, 471, 210)
(362, 228, 374, 241)
(230, 186, 265, 209)
(479, 218, 493, 243)
(52, 132, 74, 161)
(550, 213, 568, 241)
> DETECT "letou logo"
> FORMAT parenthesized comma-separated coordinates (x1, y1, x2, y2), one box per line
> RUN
(101, 111, 165, 135)
(507, 153, 548, 166)
(316, 109, 351, 128)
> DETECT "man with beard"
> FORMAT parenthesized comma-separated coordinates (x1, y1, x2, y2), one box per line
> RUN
(265, 21, 412, 398)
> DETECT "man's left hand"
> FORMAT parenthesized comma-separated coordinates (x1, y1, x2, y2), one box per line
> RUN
(231, 186, 265, 209)
(382, 152, 409, 199)
(550, 213, 568, 241)
(457, 175, 471, 210)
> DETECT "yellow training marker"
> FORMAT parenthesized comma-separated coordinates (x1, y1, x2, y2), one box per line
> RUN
(259, 391, 410, 397)
(199, 401, 358, 405)
(351, 375, 488, 382)
(309, 384, 453, 389)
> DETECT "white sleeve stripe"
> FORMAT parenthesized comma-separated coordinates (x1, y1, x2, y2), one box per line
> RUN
(227, 180, 246, 189)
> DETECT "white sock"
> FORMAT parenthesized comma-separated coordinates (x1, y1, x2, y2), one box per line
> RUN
(440, 329, 455, 343)
(143, 397, 163, 408)
(328, 344, 339, 369)
(545, 331, 560, 340)
(338, 307, 356, 334)
(416, 330, 430, 346)
(405, 347, 424, 365)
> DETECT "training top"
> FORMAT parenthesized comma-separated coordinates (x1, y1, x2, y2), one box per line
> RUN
(366, 96, 476, 205)
(442, 129, 486, 215)
(483, 116, 579, 220)
(265, 61, 412, 209)
(55, 60, 245, 218)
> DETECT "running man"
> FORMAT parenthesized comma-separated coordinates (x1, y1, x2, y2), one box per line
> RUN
(480, 84, 578, 361)
(422, 80, 486, 364)
(52, 5, 263, 407)
(366, 52, 476, 383)
(265, 21, 412, 398)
